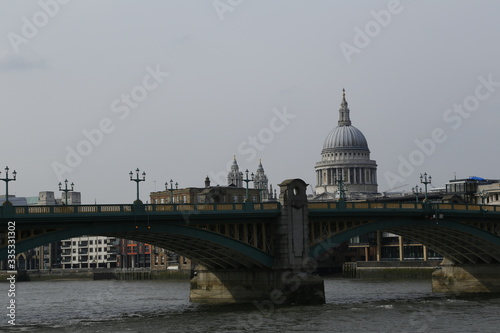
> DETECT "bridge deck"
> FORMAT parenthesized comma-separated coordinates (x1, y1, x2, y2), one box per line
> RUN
(3, 201, 499, 218)
(1, 201, 500, 267)
(4, 202, 281, 216)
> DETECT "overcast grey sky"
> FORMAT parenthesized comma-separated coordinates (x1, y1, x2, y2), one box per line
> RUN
(1, 0, 499, 204)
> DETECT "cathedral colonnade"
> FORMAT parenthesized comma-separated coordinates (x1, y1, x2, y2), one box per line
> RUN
(316, 166, 377, 186)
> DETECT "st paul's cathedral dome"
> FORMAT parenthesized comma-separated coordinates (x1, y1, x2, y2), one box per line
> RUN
(314, 89, 378, 200)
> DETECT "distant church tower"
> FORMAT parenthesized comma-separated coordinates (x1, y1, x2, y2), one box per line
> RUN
(253, 159, 269, 201)
(227, 156, 243, 187)
(314, 89, 378, 200)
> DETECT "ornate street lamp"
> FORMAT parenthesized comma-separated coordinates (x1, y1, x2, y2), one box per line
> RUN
(336, 175, 348, 202)
(58, 179, 74, 205)
(420, 172, 432, 202)
(165, 179, 178, 203)
(479, 190, 487, 205)
(129, 168, 146, 204)
(0, 166, 17, 206)
(243, 169, 254, 201)
(412, 185, 422, 203)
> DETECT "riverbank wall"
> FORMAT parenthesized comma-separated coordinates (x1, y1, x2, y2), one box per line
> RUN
(0, 269, 191, 281)
(342, 261, 441, 279)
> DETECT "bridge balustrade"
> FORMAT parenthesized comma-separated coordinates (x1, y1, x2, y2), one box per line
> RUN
(78, 206, 98, 213)
(6, 203, 253, 216)
(143, 203, 280, 212)
(253, 203, 280, 210)
(144, 203, 245, 212)
(433, 203, 499, 212)
(4, 202, 499, 217)
(307, 201, 500, 212)
(308, 202, 425, 210)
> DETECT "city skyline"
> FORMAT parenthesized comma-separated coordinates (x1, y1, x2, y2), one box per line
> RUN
(1, 1, 500, 204)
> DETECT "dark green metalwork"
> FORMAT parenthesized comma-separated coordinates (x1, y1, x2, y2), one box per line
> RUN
(166, 179, 178, 203)
(0, 166, 17, 206)
(420, 172, 432, 202)
(129, 168, 146, 204)
(336, 174, 348, 202)
(243, 169, 254, 202)
(309, 219, 500, 258)
(58, 179, 74, 205)
(0, 222, 274, 269)
(2, 200, 500, 267)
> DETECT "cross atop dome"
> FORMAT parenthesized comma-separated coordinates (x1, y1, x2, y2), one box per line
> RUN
(338, 88, 351, 126)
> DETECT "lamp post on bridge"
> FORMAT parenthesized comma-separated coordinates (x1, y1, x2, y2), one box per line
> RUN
(58, 179, 74, 205)
(129, 168, 146, 204)
(479, 190, 487, 205)
(243, 169, 254, 202)
(412, 185, 422, 203)
(420, 172, 432, 202)
(166, 179, 178, 203)
(0, 166, 17, 206)
(336, 175, 348, 202)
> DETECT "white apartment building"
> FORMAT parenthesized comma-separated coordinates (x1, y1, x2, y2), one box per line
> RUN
(35, 191, 121, 269)
(60, 236, 119, 269)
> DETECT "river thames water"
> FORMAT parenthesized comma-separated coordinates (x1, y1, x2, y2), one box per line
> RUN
(1, 277, 500, 332)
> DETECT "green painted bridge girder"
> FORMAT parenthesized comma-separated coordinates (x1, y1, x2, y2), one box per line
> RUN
(0, 221, 275, 269)
(309, 218, 500, 263)
(2, 202, 500, 267)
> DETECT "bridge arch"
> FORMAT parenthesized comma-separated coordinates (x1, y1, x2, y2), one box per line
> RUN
(310, 219, 500, 264)
(4, 222, 274, 270)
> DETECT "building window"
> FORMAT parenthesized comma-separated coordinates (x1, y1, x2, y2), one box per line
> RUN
(381, 246, 399, 261)
(404, 246, 423, 260)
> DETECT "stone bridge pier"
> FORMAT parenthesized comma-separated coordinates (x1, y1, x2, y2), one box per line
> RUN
(432, 260, 500, 293)
(189, 179, 325, 305)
